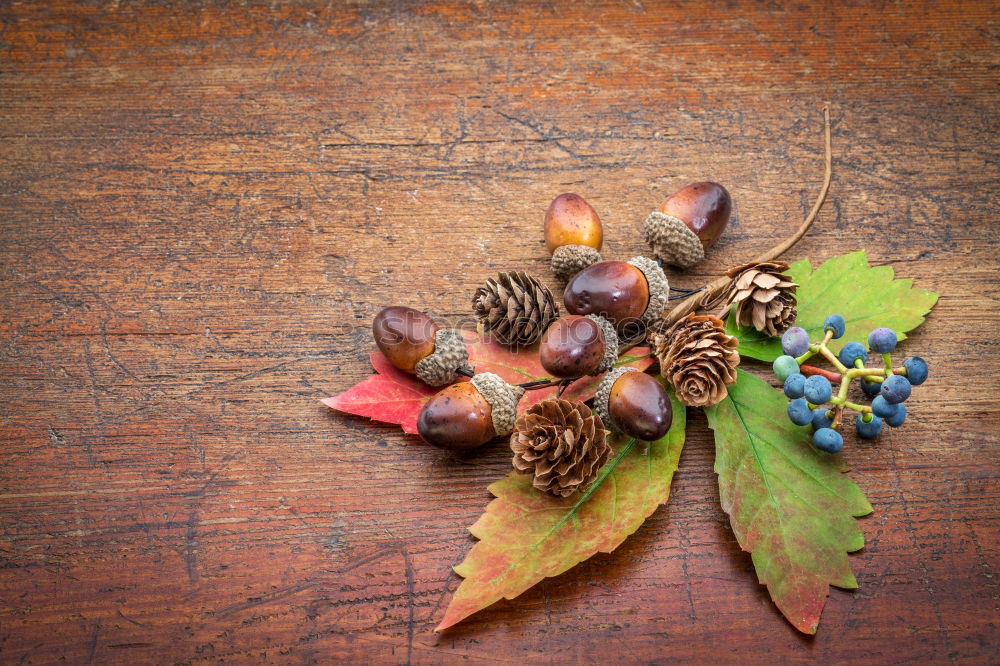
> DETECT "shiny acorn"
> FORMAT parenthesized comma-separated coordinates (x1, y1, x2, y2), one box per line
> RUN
(595, 368, 673, 442)
(544, 193, 605, 282)
(562, 257, 669, 331)
(563, 261, 650, 328)
(544, 193, 603, 253)
(416, 373, 524, 450)
(372, 306, 472, 386)
(643, 181, 733, 268)
(539, 315, 607, 378)
(659, 182, 732, 250)
(373, 306, 438, 372)
(417, 382, 495, 450)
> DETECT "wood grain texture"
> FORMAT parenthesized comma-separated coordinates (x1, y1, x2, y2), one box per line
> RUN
(1, 1, 998, 663)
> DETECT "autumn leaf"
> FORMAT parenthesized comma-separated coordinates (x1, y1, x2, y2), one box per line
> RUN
(323, 331, 653, 435)
(704, 369, 872, 634)
(322, 352, 440, 435)
(436, 387, 685, 631)
(729, 251, 939, 361)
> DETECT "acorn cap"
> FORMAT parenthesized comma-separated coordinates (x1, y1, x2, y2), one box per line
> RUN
(642, 211, 705, 268)
(470, 372, 525, 436)
(627, 255, 670, 328)
(551, 244, 602, 282)
(414, 329, 474, 386)
(594, 366, 639, 433)
(585, 314, 619, 374)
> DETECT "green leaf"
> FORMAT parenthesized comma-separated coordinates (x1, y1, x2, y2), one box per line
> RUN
(436, 387, 686, 631)
(705, 369, 872, 634)
(730, 251, 939, 361)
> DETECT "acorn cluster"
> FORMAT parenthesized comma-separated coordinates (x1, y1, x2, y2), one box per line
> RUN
(772, 316, 929, 453)
(372, 182, 734, 495)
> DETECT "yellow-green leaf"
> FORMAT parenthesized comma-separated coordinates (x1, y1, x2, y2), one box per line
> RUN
(436, 388, 685, 631)
(730, 251, 939, 361)
(705, 369, 872, 634)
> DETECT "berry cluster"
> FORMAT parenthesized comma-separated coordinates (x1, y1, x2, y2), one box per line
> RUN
(772, 315, 928, 453)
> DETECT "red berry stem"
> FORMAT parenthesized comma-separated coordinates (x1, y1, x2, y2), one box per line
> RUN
(799, 364, 842, 383)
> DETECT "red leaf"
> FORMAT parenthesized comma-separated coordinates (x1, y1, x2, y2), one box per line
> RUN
(321, 353, 440, 435)
(323, 332, 654, 435)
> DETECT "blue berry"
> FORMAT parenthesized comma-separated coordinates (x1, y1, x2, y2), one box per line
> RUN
(823, 314, 846, 339)
(903, 357, 929, 386)
(803, 375, 833, 404)
(811, 408, 833, 431)
(885, 403, 907, 427)
(838, 342, 867, 367)
(881, 374, 912, 404)
(813, 428, 843, 453)
(781, 327, 811, 357)
(871, 395, 899, 419)
(856, 413, 883, 439)
(783, 373, 806, 399)
(868, 328, 897, 354)
(787, 398, 813, 426)
(772, 355, 800, 382)
(860, 376, 882, 397)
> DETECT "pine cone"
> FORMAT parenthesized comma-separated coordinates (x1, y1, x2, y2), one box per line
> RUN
(510, 399, 610, 498)
(653, 313, 740, 407)
(720, 260, 798, 337)
(472, 272, 559, 347)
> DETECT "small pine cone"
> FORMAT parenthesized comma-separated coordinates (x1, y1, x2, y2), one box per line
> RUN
(551, 244, 602, 282)
(510, 399, 611, 498)
(472, 272, 559, 347)
(653, 313, 740, 407)
(720, 261, 798, 337)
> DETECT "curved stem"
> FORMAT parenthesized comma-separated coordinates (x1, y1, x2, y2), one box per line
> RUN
(661, 105, 833, 328)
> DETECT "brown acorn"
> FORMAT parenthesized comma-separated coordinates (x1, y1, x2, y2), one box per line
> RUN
(643, 182, 732, 268)
(417, 373, 524, 450)
(659, 182, 732, 250)
(539, 315, 607, 378)
(417, 382, 495, 450)
(605, 370, 673, 441)
(372, 306, 472, 386)
(562, 261, 650, 328)
(544, 193, 603, 254)
(373, 306, 438, 372)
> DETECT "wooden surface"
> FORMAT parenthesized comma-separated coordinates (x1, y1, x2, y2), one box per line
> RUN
(1, 1, 998, 663)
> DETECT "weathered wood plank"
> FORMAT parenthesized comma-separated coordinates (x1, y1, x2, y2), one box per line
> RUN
(1, 1, 997, 662)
